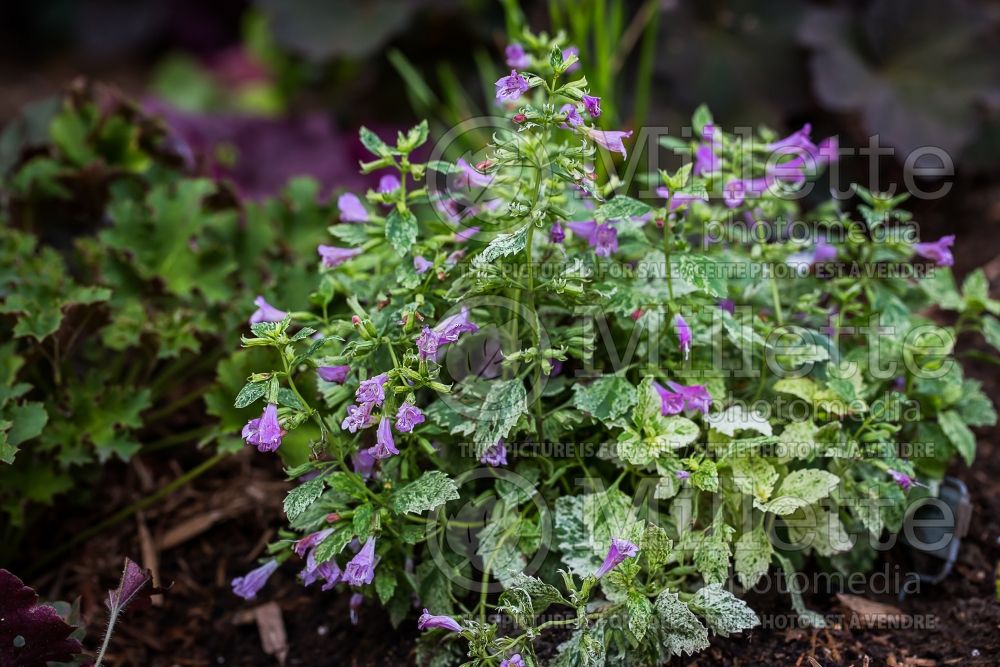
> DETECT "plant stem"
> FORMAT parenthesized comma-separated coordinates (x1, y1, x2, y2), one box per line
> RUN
(93, 608, 120, 667)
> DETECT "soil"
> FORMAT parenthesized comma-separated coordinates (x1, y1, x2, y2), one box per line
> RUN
(12, 188, 1000, 667)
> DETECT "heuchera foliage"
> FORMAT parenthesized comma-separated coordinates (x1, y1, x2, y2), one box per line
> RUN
(227, 29, 999, 665)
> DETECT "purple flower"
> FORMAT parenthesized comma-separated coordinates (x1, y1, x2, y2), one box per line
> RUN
(232, 559, 279, 600)
(501, 655, 526, 667)
(318, 244, 362, 268)
(673, 313, 692, 359)
(584, 128, 632, 157)
(455, 159, 493, 189)
(668, 381, 712, 414)
(888, 469, 914, 491)
(249, 296, 287, 325)
(341, 401, 375, 433)
(350, 593, 364, 625)
(416, 326, 440, 361)
(582, 94, 601, 118)
(595, 538, 639, 578)
(396, 402, 425, 433)
(560, 104, 584, 128)
(352, 447, 376, 478)
(413, 255, 433, 274)
(562, 46, 580, 72)
(495, 69, 529, 101)
(655, 187, 708, 211)
(719, 299, 736, 315)
(368, 416, 399, 460)
(378, 174, 401, 193)
(242, 403, 284, 452)
(301, 550, 341, 589)
(505, 43, 531, 69)
(356, 373, 389, 406)
(338, 193, 369, 222)
(433, 306, 479, 344)
(769, 123, 817, 154)
(813, 238, 837, 263)
(454, 225, 481, 243)
(417, 608, 463, 633)
(693, 126, 720, 175)
(787, 238, 837, 272)
(550, 221, 565, 243)
(652, 381, 686, 415)
(343, 537, 378, 586)
(723, 177, 770, 208)
(480, 439, 508, 467)
(567, 220, 618, 257)
(912, 235, 955, 267)
(317, 365, 350, 383)
(294, 529, 334, 558)
(675, 470, 691, 481)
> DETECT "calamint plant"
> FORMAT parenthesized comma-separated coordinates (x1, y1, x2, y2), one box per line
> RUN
(229, 29, 997, 666)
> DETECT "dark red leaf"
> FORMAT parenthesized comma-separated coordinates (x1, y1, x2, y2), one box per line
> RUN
(0, 568, 84, 667)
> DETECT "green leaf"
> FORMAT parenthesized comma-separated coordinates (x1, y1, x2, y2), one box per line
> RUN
(472, 379, 527, 456)
(983, 315, 1000, 352)
(764, 469, 840, 515)
(641, 522, 673, 572)
(477, 509, 527, 586)
(707, 405, 772, 437)
(313, 527, 353, 563)
(5, 402, 48, 448)
(689, 583, 760, 635)
(385, 208, 418, 254)
(499, 586, 534, 629)
(375, 569, 398, 605)
(692, 104, 713, 135)
(234, 381, 268, 408)
(506, 573, 565, 615)
(359, 126, 392, 157)
(284, 477, 325, 521)
(653, 590, 709, 657)
(391, 470, 459, 514)
(775, 552, 825, 627)
(595, 196, 651, 222)
(672, 254, 726, 298)
(733, 528, 772, 589)
(773, 377, 818, 403)
(693, 514, 733, 584)
(627, 591, 654, 641)
(939, 409, 976, 465)
(572, 376, 637, 423)
(728, 457, 778, 503)
(472, 224, 528, 267)
(788, 506, 852, 556)
(957, 380, 997, 427)
(398, 120, 429, 152)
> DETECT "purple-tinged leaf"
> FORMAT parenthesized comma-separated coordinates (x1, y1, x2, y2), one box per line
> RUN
(0, 568, 84, 666)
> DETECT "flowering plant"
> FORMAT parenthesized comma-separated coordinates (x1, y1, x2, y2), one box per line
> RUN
(231, 31, 998, 666)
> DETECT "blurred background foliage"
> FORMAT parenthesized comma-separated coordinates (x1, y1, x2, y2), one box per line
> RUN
(1, 0, 997, 198)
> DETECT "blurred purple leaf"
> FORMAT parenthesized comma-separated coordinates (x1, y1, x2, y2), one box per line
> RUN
(0, 569, 84, 666)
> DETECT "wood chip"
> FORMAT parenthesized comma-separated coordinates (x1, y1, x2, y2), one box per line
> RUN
(136, 510, 162, 607)
(253, 602, 288, 666)
(836, 593, 904, 629)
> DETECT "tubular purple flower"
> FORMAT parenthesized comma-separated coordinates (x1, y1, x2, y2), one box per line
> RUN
(676, 470, 691, 481)
(912, 235, 955, 267)
(500, 655, 526, 667)
(232, 559, 279, 600)
(433, 306, 479, 344)
(453, 225, 481, 243)
(550, 221, 566, 243)
(249, 296, 287, 325)
(652, 381, 686, 415)
(560, 104, 584, 128)
(567, 220, 618, 256)
(480, 439, 508, 467)
(719, 299, 736, 315)
(338, 193, 369, 222)
(350, 593, 364, 625)
(356, 373, 389, 406)
(317, 365, 350, 383)
(416, 326, 440, 361)
(582, 95, 601, 118)
(352, 447, 376, 478)
(769, 123, 817, 154)
(455, 159, 493, 189)
(667, 381, 712, 414)
(294, 528, 334, 558)
(343, 537, 378, 586)
(888, 469, 914, 491)
(378, 174, 400, 193)
(369, 416, 399, 460)
(413, 255, 433, 274)
(495, 70, 529, 101)
(395, 402, 425, 433)
(318, 244, 362, 268)
(341, 401, 375, 433)
(656, 187, 708, 211)
(673, 314, 692, 360)
(595, 538, 639, 578)
(242, 403, 284, 452)
(417, 608, 463, 633)
(584, 128, 632, 157)
(505, 43, 530, 68)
